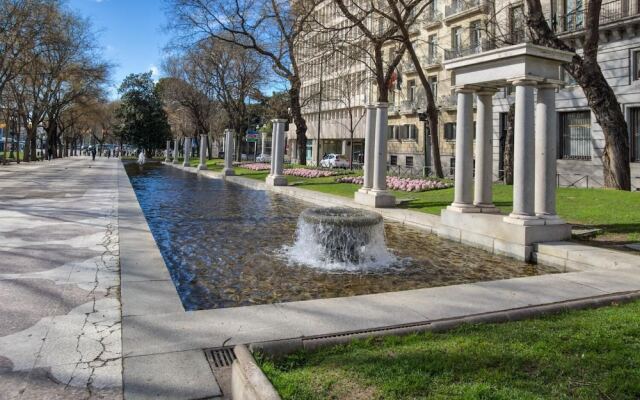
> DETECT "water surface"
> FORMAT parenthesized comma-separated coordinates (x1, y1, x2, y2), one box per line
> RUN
(126, 162, 556, 311)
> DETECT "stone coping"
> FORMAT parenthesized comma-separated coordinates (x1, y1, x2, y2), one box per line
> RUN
(232, 345, 281, 400)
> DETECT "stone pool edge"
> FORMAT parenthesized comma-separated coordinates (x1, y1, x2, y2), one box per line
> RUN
(117, 161, 222, 399)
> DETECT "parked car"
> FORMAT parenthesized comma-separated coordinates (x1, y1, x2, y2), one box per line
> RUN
(320, 153, 349, 168)
(256, 153, 271, 162)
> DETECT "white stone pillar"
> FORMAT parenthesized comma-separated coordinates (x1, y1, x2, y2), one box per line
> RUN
(197, 134, 208, 170)
(182, 137, 191, 167)
(367, 102, 395, 207)
(172, 138, 179, 164)
(358, 105, 376, 194)
(448, 87, 478, 212)
(474, 89, 498, 212)
(505, 80, 542, 225)
(535, 84, 564, 224)
(165, 140, 171, 163)
(266, 119, 287, 186)
(223, 130, 235, 176)
(261, 132, 267, 158)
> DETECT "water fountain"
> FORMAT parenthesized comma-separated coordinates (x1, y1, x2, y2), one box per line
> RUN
(287, 207, 397, 271)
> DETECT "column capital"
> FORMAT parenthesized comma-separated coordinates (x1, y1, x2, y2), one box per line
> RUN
(375, 102, 389, 108)
(508, 76, 544, 86)
(538, 79, 564, 90)
(271, 118, 287, 124)
(365, 104, 377, 109)
(476, 87, 499, 96)
(453, 84, 481, 94)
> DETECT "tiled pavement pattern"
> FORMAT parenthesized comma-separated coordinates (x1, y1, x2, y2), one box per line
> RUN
(0, 158, 121, 400)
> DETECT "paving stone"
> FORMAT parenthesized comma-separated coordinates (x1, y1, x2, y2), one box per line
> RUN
(123, 350, 221, 400)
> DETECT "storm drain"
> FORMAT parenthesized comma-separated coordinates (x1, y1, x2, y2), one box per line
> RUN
(205, 347, 237, 368)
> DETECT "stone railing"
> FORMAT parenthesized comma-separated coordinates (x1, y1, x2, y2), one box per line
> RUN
(445, 0, 484, 18)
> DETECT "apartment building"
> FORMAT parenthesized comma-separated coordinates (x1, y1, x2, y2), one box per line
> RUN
(292, 0, 640, 189)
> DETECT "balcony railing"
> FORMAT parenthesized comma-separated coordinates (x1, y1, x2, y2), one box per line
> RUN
(425, 54, 442, 66)
(400, 100, 417, 114)
(423, 9, 443, 26)
(445, 0, 483, 18)
(437, 94, 457, 108)
(554, 0, 640, 33)
(402, 61, 417, 73)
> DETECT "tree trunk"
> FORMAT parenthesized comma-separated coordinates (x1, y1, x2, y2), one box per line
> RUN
(503, 104, 515, 185)
(526, 0, 630, 190)
(289, 79, 307, 165)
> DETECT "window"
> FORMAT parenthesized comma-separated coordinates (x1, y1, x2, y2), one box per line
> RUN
(631, 107, 640, 162)
(451, 27, 462, 51)
(444, 122, 456, 140)
(510, 5, 525, 43)
(390, 155, 398, 166)
(560, 68, 577, 86)
(407, 124, 417, 140)
(428, 35, 438, 62)
(428, 76, 438, 98)
(449, 157, 456, 176)
(408, 80, 416, 101)
(406, 156, 414, 167)
(388, 125, 399, 140)
(559, 111, 591, 160)
(470, 20, 482, 49)
(633, 50, 640, 81)
(564, 0, 584, 31)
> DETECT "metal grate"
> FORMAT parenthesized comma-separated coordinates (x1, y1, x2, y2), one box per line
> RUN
(204, 347, 237, 368)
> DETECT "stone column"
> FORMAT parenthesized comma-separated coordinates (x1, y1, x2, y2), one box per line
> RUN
(261, 132, 267, 158)
(223, 130, 235, 176)
(367, 102, 395, 207)
(358, 105, 376, 194)
(474, 89, 498, 212)
(197, 134, 208, 170)
(448, 87, 478, 212)
(172, 138, 179, 164)
(165, 140, 171, 163)
(266, 119, 287, 186)
(505, 79, 542, 225)
(182, 137, 191, 167)
(535, 84, 563, 224)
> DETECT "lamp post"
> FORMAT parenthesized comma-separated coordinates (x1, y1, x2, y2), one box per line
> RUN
(316, 56, 324, 167)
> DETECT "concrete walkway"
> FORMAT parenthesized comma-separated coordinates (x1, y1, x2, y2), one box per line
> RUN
(0, 157, 121, 399)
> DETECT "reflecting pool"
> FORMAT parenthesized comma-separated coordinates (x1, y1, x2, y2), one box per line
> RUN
(125, 162, 557, 311)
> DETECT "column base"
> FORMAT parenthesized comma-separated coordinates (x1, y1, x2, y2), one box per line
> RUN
(447, 203, 481, 213)
(354, 190, 396, 208)
(197, 163, 208, 170)
(164, 158, 170, 163)
(222, 167, 235, 176)
(474, 203, 501, 214)
(182, 161, 190, 168)
(266, 174, 287, 186)
(536, 213, 566, 225)
(503, 213, 546, 226)
(172, 159, 180, 165)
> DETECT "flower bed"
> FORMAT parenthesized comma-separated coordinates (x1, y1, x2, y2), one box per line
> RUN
(284, 168, 338, 178)
(240, 163, 271, 171)
(336, 176, 452, 192)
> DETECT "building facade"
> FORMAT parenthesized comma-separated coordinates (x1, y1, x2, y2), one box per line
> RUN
(291, 0, 640, 189)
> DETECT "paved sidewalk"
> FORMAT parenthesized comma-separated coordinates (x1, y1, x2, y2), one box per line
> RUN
(0, 158, 121, 400)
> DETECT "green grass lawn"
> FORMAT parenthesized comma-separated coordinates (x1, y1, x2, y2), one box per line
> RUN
(180, 160, 640, 242)
(260, 300, 640, 400)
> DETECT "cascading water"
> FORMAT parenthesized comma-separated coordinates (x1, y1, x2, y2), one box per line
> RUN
(286, 207, 397, 271)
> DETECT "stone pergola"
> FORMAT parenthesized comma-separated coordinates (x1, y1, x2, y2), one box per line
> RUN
(440, 43, 574, 260)
(197, 134, 208, 170)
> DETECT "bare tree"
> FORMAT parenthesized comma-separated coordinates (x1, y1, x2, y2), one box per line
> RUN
(167, 0, 316, 164)
(526, 0, 631, 190)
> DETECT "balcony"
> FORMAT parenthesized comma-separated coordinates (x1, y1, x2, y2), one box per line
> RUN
(422, 10, 443, 28)
(554, 0, 640, 34)
(389, 104, 401, 116)
(437, 94, 457, 109)
(400, 100, 417, 115)
(402, 61, 417, 74)
(444, 39, 495, 60)
(425, 54, 442, 68)
(444, 0, 487, 22)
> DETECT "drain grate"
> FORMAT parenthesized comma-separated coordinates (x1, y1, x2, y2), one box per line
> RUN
(205, 347, 237, 368)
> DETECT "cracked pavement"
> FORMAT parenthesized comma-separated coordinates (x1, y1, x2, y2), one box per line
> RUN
(0, 157, 122, 400)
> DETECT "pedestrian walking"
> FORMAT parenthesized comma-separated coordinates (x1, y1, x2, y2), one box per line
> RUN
(91, 147, 96, 161)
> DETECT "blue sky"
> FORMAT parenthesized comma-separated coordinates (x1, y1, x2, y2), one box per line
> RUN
(68, 0, 171, 98)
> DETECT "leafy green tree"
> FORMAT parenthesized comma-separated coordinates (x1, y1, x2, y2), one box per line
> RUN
(115, 72, 171, 155)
